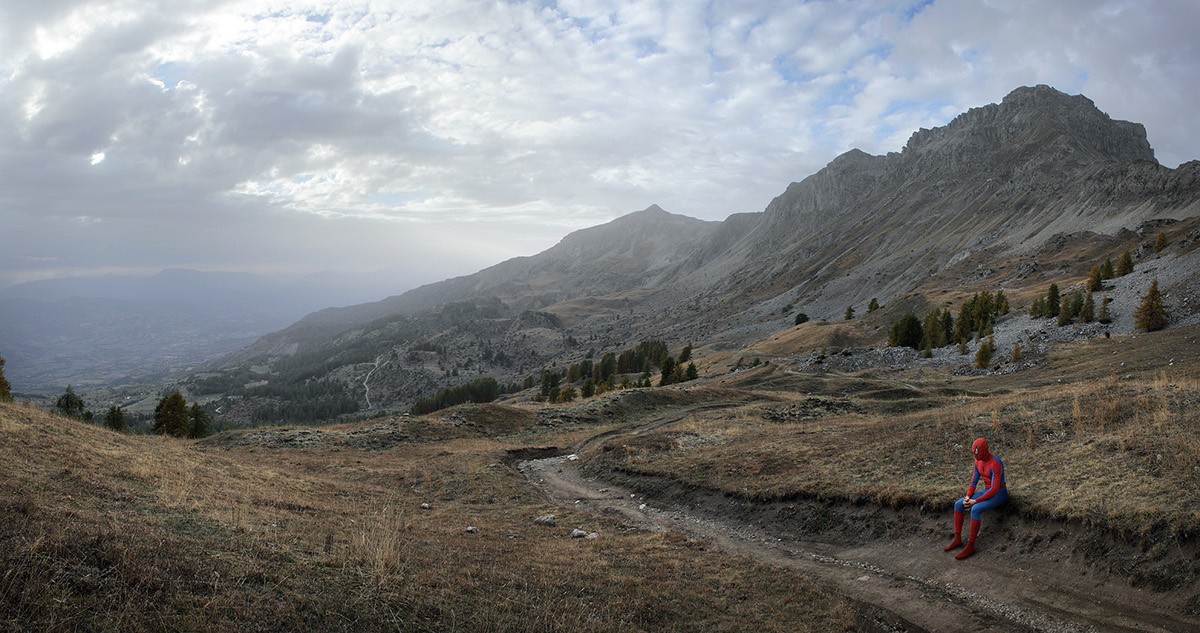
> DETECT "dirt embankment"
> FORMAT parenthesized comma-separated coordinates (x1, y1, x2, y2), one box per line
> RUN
(516, 419, 1199, 633)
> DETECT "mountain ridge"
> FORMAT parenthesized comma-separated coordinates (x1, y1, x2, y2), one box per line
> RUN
(184, 85, 1200, 419)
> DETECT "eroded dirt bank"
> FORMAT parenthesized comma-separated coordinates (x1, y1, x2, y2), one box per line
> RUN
(516, 449, 1198, 633)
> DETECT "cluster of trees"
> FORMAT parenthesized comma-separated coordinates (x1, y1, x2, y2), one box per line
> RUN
(410, 376, 510, 415)
(524, 340, 697, 405)
(1030, 283, 1111, 326)
(152, 391, 214, 439)
(888, 290, 1007, 354)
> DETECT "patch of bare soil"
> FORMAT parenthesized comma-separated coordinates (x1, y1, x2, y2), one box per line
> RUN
(517, 430, 1198, 633)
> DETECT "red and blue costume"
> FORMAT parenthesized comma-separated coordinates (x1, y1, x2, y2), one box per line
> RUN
(944, 437, 1007, 560)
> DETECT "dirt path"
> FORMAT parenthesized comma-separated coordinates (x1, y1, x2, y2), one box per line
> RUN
(515, 411, 1197, 633)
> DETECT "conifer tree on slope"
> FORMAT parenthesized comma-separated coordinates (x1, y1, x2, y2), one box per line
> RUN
(1133, 279, 1168, 332)
(154, 391, 191, 438)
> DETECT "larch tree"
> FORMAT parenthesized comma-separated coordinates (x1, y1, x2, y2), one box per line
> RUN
(1133, 279, 1168, 332)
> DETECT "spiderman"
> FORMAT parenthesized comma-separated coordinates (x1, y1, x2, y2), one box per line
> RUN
(944, 437, 1007, 560)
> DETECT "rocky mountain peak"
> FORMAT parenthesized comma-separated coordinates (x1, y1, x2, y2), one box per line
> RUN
(902, 84, 1154, 167)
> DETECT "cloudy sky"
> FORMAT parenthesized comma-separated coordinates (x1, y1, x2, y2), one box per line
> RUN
(2, 0, 1197, 290)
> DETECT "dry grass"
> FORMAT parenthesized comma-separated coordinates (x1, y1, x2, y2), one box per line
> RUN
(590, 372, 1200, 538)
(1, 401, 854, 632)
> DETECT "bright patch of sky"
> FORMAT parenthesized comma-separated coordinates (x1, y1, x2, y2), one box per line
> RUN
(0, 0, 1197, 288)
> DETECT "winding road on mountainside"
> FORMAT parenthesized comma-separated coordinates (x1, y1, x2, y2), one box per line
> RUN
(363, 353, 388, 410)
(514, 402, 1197, 633)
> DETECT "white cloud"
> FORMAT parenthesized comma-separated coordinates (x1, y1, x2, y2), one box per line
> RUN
(0, 0, 1197, 288)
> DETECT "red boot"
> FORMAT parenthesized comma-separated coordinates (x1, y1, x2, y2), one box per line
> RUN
(944, 510, 964, 551)
(955, 519, 981, 560)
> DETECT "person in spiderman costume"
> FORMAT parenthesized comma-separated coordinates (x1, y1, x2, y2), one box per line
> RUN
(944, 437, 1007, 560)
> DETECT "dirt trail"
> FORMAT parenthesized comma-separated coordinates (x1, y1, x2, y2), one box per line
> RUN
(515, 407, 1197, 633)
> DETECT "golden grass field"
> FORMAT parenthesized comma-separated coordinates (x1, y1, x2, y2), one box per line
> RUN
(1, 400, 856, 632)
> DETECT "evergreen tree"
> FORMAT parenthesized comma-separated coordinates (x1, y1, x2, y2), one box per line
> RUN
(867, 298, 880, 313)
(55, 386, 86, 419)
(685, 362, 698, 381)
(678, 345, 692, 363)
(1057, 297, 1073, 326)
(1080, 290, 1095, 323)
(940, 310, 954, 346)
(844, 306, 855, 320)
(659, 357, 676, 386)
(887, 313, 923, 350)
(581, 379, 595, 399)
(1068, 291, 1084, 319)
(1010, 343, 1022, 363)
(957, 339, 969, 355)
(1046, 283, 1061, 318)
(1029, 297, 1046, 319)
(557, 386, 576, 403)
(995, 290, 1010, 315)
(922, 309, 946, 348)
(104, 406, 126, 432)
(189, 403, 212, 439)
(1116, 250, 1134, 276)
(974, 336, 995, 368)
(1087, 265, 1103, 292)
(1153, 232, 1166, 253)
(153, 391, 191, 438)
(794, 312, 809, 326)
(1133, 278, 1168, 332)
(598, 352, 617, 382)
(0, 356, 11, 403)
(921, 342, 932, 358)
(1098, 295, 1112, 324)
(1100, 258, 1115, 280)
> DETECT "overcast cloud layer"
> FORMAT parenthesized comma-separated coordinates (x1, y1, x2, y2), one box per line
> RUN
(2, 0, 1197, 288)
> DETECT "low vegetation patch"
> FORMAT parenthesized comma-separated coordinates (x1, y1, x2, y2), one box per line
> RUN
(1, 401, 854, 632)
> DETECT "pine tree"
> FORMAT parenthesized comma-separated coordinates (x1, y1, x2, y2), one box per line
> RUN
(1046, 283, 1061, 317)
(0, 356, 11, 403)
(940, 310, 953, 345)
(659, 357, 676, 386)
(1080, 290, 1095, 323)
(922, 309, 945, 348)
(1153, 232, 1166, 253)
(844, 306, 855, 320)
(55, 386, 86, 419)
(153, 391, 191, 438)
(1133, 278, 1168, 332)
(105, 406, 126, 433)
(868, 298, 880, 313)
(581, 379, 595, 399)
(1087, 265, 1103, 292)
(974, 336, 995, 368)
(1098, 295, 1112, 324)
(995, 290, 1010, 315)
(1116, 250, 1134, 276)
(1030, 297, 1045, 319)
(189, 403, 212, 439)
(1057, 297, 1073, 326)
(685, 362, 698, 381)
(557, 386, 577, 403)
(957, 339, 969, 355)
(1010, 343, 1022, 363)
(794, 312, 809, 326)
(888, 314, 923, 349)
(1100, 258, 1115, 280)
(677, 344, 692, 364)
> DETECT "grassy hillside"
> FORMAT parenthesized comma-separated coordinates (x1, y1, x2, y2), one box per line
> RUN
(586, 327, 1200, 587)
(1, 401, 855, 632)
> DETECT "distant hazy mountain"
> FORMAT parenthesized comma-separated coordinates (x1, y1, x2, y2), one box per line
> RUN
(0, 269, 421, 391)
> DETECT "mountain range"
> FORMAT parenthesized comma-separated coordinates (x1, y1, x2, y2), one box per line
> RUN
(33, 85, 1200, 420)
